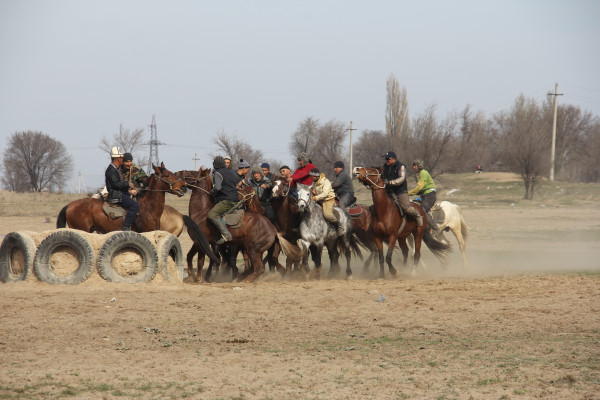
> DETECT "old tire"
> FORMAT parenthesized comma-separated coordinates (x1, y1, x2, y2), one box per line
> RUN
(33, 231, 95, 285)
(97, 232, 158, 283)
(158, 234, 184, 282)
(0, 232, 36, 283)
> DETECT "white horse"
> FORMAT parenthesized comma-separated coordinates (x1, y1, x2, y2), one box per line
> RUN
(296, 186, 361, 279)
(430, 201, 468, 267)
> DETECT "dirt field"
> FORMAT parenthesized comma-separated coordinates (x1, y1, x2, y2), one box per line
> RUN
(1, 174, 599, 399)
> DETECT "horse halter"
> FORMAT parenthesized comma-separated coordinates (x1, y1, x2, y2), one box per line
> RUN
(156, 171, 185, 193)
(355, 168, 386, 190)
(182, 172, 212, 195)
(272, 180, 290, 198)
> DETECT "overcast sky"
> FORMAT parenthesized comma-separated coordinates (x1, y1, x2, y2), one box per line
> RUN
(1, 0, 599, 191)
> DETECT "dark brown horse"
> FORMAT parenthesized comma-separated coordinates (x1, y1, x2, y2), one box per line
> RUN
(352, 166, 450, 277)
(346, 203, 380, 271)
(57, 163, 187, 234)
(180, 167, 301, 283)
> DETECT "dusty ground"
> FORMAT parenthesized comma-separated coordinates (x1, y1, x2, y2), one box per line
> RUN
(1, 186, 599, 399)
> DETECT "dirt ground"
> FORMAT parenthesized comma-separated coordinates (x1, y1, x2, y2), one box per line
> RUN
(1, 201, 599, 399)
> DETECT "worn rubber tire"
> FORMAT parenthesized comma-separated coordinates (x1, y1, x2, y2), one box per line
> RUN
(158, 234, 184, 282)
(33, 231, 95, 285)
(0, 232, 36, 283)
(97, 232, 158, 283)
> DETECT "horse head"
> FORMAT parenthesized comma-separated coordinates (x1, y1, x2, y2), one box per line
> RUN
(151, 163, 186, 197)
(296, 185, 313, 213)
(353, 166, 385, 190)
(175, 167, 212, 194)
(271, 179, 290, 198)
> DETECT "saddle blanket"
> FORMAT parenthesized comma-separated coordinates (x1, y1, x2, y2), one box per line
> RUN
(102, 202, 125, 219)
(223, 209, 244, 228)
(347, 204, 364, 219)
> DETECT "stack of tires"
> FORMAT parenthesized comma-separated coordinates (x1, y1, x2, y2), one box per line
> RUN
(0, 230, 184, 285)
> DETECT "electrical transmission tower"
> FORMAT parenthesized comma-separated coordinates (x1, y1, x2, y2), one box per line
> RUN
(147, 115, 165, 174)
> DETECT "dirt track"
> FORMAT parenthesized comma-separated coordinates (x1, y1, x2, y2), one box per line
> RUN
(1, 203, 599, 399)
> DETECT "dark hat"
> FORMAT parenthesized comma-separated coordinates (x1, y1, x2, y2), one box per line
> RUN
(123, 153, 133, 162)
(261, 162, 270, 169)
(383, 151, 397, 159)
(333, 161, 344, 169)
(309, 168, 320, 177)
(279, 165, 290, 171)
(213, 156, 226, 169)
(238, 159, 250, 169)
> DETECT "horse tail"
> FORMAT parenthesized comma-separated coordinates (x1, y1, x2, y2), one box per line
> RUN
(183, 215, 220, 263)
(276, 233, 303, 263)
(347, 233, 364, 260)
(56, 205, 68, 228)
(422, 229, 452, 262)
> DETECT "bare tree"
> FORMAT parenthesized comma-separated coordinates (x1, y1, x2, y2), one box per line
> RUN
(289, 117, 319, 158)
(579, 118, 600, 182)
(212, 129, 264, 168)
(493, 95, 548, 200)
(99, 124, 148, 167)
(407, 104, 456, 177)
(311, 120, 348, 172)
(2, 131, 73, 192)
(353, 129, 394, 168)
(385, 74, 410, 144)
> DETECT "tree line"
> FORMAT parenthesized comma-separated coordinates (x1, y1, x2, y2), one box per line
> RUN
(3, 74, 599, 198)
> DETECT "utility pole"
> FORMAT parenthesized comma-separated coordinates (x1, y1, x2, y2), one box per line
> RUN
(147, 115, 165, 174)
(192, 153, 201, 170)
(78, 171, 87, 194)
(347, 121, 357, 175)
(547, 83, 563, 181)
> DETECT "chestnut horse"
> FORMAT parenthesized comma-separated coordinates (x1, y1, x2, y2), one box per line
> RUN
(353, 166, 451, 277)
(180, 167, 301, 283)
(57, 163, 187, 234)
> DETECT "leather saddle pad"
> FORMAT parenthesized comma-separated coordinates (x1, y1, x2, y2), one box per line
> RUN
(223, 209, 244, 228)
(347, 204, 364, 219)
(102, 202, 125, 219)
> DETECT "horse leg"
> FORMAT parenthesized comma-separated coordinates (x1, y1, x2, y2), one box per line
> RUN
(344, 246, 352, 279)
(186, 244, 198, 282)
(326, 241, 340, 278)
(451, 227, 468, 268)
(242, 250, 265, 283)
(412, 231, 424, 276)
(385, 234, 398, 278)
(374, 237, 385, 279)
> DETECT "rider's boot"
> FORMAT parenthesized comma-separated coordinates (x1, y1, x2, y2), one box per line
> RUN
(121, 225, 132, 231)
(209, 217, 232, 244)
(406, 206, 423, 227)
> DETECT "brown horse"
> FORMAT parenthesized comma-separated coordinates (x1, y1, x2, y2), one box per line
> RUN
(346, 203, 380, 271)
(57, 163, 187, 234)
(160, 205, 184, 236)
(180, 167, 301, 283)
(352, 166, 450, 277)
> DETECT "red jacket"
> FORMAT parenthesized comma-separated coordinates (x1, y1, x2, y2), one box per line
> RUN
(291, 163, 316, 186)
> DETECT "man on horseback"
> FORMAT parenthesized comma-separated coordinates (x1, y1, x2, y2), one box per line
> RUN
(381, 151, 423, 226)
(331, 160, 354, 209)
(261, 162, 275, 182)
(208, 156, 239, 244)
(408, 159, 439, 231)
(246, 166, 276, 222)
(290, 152, 316, 187)
(309, 167, 344, 235)
(105, 147, 140, 231)
(236, 159, 251, 187)
(122, 153, 148, 193)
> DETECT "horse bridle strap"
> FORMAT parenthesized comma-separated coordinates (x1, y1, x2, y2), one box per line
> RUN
(140, 173, 184, 192)
(359, 170, 386, 190)
(183, 175, 212, 195)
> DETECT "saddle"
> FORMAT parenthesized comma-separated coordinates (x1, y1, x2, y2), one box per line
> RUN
(222, 209, 244, 228)
(102, 202, 126, 220)
(347, 203, 364, 219)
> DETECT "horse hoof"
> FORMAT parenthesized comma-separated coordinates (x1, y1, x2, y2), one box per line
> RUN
(389, 268, 397, 277)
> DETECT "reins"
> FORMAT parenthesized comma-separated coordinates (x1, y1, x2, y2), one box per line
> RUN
(356, 169, 386, 189)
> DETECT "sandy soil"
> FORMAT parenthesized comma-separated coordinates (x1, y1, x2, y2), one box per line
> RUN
(1, 204, 599, 399)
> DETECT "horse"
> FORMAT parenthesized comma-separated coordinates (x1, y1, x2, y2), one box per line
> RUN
(352, 166, 451, 277)
(345, 203, 380, 272)
(295, 186, 362, 279)
(160, 205, 184, 237)
(57, 163, 187, 234)
(180, 167, 302, 283)
(270, 179, 307, 275)
(431, 201, 468, 267)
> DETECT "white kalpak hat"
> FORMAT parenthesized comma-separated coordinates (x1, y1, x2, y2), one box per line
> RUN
(110, 146, 124, 158)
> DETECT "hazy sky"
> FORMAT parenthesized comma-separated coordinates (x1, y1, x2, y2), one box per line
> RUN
(1, 0, 599, 191)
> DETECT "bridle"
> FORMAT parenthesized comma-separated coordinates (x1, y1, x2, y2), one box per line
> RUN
(182, 172, 212, 195)
(271, 180, 290, 198)
(139, 171, 185, 193)
(355, 168, 386, 190)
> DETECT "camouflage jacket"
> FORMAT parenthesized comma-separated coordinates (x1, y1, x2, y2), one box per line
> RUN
(123, 165, 148, 189)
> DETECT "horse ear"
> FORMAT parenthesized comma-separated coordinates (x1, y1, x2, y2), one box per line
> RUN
(161, 162, 165, 169)
(152, 164, 161, 174)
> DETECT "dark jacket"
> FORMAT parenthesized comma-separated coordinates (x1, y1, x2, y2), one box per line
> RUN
(105, 163, 130, 203)
(382, 160, 407, 194)
(331, 168, 354, 197)
(246, 173, 273, 204)
(213, 167, 240, 202)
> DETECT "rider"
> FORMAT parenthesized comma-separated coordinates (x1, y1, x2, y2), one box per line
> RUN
(381, 151, 423, 226)
(224, 156, 233, 169)
(207, 156, 239, 244)
(309, 167, 344, 236)
(331, 160, 354, 209)
(408, 159, 439, 231)
(121, 153, 148, 193)
(290, 152, 316, 187)
(105, 147, 140, 231)
(261, 162, 275, 182)
(246, 166, 275, 222)
(236, 159, 251, 187)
